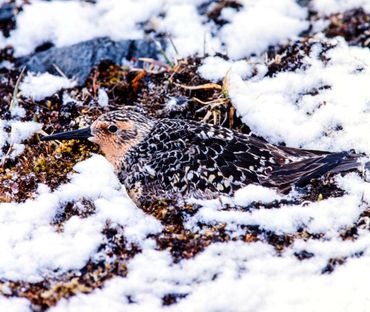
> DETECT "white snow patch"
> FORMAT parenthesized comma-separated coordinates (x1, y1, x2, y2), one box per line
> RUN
(312, 0, 370, 15)
(198, 56, 264, 82)
(20, 73, 76, 101)
(230, 39, 370, 154)
(0, 60, 14, 70)
(62, 92, 83, 108)
(97, 88, 109, 107)
(185, 173, 369, 235)
(0, 32, 5, 47)
(9, 121, 42, 145)
(0, 120, 41, 159)
(220, 0, 308, 59)
(51, 240, 370, 312)
(0, 296, 30, 312)
(159, 0, 308, 59)
(158, 2, 221, 58)
(0, 155, 161, 282)
(187, 194, 364, 234)
(50, 242, 275, 312)
(233, 184, 282, 206)
(10, 106, 26, 118)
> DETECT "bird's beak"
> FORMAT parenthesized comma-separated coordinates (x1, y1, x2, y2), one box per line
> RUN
(41, 127, 92, 141)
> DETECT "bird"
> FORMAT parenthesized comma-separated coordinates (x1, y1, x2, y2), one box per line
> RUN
(41, 109, 368, 206)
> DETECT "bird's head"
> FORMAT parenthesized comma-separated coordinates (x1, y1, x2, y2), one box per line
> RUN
(41, 109, 154, 170)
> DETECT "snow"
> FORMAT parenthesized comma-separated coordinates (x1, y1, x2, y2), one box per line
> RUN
(229, 39, 370, 154)
(1, 0, 370, 311)
(0, 120, 41, 159)
(19, 73, 76, 101)
(186, 175, 368, 235)
(197, 56, 261, 82)
(0, 296, 30, 312)
(0, 60, 14, 70)
(49, 241, 370, 312)
(158, 2, 221, 58)
(312, 0, 370, 15)
(220, 0, 308, 59)
(2, 0, 308, 60)
(50, 243, 276, 312)
(6, 0, 164, 57)
(9, 121, 42, 145)
(8, 121, 42, 159)
(158, 0, 308, 59)
(234, 184, 282, 206)
(97, 88, 109, 107)
(0, 155, 161, 282)
(0, 32, 5, 47)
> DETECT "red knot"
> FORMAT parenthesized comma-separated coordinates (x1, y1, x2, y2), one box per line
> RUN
(42, 109, 367, 206)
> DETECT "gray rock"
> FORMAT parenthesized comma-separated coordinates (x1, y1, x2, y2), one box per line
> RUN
(0, 2, 16, 37)
(0, 3, 15, 23)
(17, 37, 163, 85)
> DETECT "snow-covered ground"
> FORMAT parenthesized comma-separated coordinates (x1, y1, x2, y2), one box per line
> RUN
(1, 0, 370, 311)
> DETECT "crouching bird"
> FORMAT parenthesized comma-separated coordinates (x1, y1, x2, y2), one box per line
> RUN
(41, 109, 368, 206)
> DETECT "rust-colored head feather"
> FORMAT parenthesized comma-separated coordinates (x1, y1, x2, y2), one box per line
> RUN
(88, 110, 154, 170)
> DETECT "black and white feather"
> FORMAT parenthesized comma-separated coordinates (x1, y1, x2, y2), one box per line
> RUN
(119, 117, 364, 203)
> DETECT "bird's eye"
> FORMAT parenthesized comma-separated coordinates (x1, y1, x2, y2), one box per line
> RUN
(108, 125, 118, 133)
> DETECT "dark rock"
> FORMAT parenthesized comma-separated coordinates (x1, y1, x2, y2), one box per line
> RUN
(0, 2, 16, 37)
(17, 37, 164, 85)
(34, 41, 55, 53)
(296, 0, 310, 7)
(0, 3, 14, 23)
(162, 293, 188, 306)
(294, 250, 315, 260)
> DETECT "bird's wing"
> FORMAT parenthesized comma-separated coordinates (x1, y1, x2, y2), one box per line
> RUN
(263, 151, 359, 192)
(277, 145, 331, 158)
(140, 120, 287, 196)
(120, 117, 365, 205)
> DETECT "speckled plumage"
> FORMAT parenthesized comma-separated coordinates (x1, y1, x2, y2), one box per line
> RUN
(42, 109, 366, 206)
(97, 111, 362, 205)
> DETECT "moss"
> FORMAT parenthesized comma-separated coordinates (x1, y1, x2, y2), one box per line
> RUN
(0, 138, 99, 203)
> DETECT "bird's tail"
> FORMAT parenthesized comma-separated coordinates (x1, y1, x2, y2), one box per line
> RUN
(263, 152, 369, 192)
